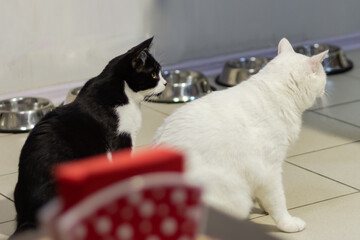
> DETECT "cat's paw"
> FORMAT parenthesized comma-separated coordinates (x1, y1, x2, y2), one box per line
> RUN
(277, 216, 306, 233)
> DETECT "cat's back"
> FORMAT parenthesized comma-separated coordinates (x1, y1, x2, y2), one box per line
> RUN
(153, 80, 270, 145)
(20, 102, 109, 166)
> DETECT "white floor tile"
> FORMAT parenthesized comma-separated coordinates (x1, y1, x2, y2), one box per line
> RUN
(0, 196, 15, 223)
(315, 100, 360, 127)
(136, 105, 168, 147)
(250, 163, 356, 220)
(0, 221, 15, 240)
(288, 142, 360, 190)
(288, 111, 360, 157)
(346, 49, 360, 79)
(0, 173, 17, 201)
(141, 101, 186, 115)
(0, 134, 28, 176)
(251, 193, 360, 240)
(281, 163, 356, 208)
(311, 75, 360, 110)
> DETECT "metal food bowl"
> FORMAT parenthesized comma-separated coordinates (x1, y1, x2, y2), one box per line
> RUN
(64, 86, 82, 104)
(294, 43, 353, 75)
(148, 70, 213, 103)
(216, 57, 269, 87)
(0, 97, 55, 132)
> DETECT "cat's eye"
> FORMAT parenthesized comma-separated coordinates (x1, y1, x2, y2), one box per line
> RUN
(151, 72, 158, 79)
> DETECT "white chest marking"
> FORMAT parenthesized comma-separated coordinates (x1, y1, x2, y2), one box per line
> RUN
(106, 151, 113, 162)
(115, 100, 142, 141)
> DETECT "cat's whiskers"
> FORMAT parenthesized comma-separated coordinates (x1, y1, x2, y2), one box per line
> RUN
(144, 90, 158, 102)
(316, 89, 329, 109)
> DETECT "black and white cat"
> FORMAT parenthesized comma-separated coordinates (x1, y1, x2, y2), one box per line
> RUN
(12, 37, 166, 236)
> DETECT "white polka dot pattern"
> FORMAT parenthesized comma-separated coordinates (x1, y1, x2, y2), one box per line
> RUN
(161, 217, 177, 236)
(146, 235, 160, 240)
(140, 200, 155, 218)
(171, 189, 187, 204)
(67, 184, 202, 240)
(116, 224, 133, 240)
(95, 217, 111, 234)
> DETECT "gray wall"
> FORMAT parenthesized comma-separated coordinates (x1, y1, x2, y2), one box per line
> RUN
(0, 0, 152, 96)
(1, 1, 359, 95)
(149, 0, 360, 65)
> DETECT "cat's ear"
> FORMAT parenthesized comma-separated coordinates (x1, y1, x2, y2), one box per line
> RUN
(309, 50, 328, 73)
(129, 37, 154, 71)
(278, 38, 295, 55)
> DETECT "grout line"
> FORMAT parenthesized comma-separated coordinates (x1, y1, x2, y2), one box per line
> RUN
(250, 192, 360, 220)
(0, 219, 16, 225)
(250, 215, 267, 220)
(348, 73, 360, 80)
(0, 172, 18, 177)
(249, 214, 266, 220)
(288, 192, 360, 211)
(310, 111, 360, 129)
(285, 161, 360, 191)
(0, 219, 16, 224)
(0, 193, 14, 202)
(287, 140, 360, 158)
(310, 99, 360, 111)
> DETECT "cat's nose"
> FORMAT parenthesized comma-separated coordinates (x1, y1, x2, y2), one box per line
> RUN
(164, 82, 167, 86)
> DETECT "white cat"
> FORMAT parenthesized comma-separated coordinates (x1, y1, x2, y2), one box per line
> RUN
(153, 38, 328, 233)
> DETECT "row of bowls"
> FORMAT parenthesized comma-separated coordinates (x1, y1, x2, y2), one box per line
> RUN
(0, 70, 213, 132)
(0, 43, 353, 132)
(65, 44, 353, 105)
(65, 70, 213, 105)
(0, 97, 55, 132)
(216, 43, 353, 87)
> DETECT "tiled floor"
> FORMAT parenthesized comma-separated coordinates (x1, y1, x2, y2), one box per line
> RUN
(1, 49, 360, 240)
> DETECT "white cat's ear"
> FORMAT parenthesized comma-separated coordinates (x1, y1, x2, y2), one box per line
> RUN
(278, 38, 295, 55)
(310, 50, 328, 72)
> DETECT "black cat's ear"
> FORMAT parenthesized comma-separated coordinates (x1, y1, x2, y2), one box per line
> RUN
(129, 37, 154, 72)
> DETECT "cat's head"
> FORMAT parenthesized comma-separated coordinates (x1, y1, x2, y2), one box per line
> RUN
(104, 37, 167, 101)
(275, 38, 328, 109)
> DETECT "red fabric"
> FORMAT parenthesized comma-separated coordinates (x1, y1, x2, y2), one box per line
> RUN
(55, 148, 184, 210)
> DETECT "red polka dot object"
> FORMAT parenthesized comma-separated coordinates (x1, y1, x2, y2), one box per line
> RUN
(39, 148, 204, 240)
(56, 174, 203, 240)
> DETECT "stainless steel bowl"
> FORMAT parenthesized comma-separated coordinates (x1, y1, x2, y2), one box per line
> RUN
(216, 57, 269, 87)
(0, 97, 55, 132)
(64, 86, 82, 104)
(148, 70, 213, 103)
(294, 43, 353, 74)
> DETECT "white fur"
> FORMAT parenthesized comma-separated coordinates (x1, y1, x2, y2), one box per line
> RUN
(153, 38, 327, 233)
(106, 151, 113, 162)
(115, 72, 167, 146)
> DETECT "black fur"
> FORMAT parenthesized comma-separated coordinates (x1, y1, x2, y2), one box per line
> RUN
(12, 37, 162, 237)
